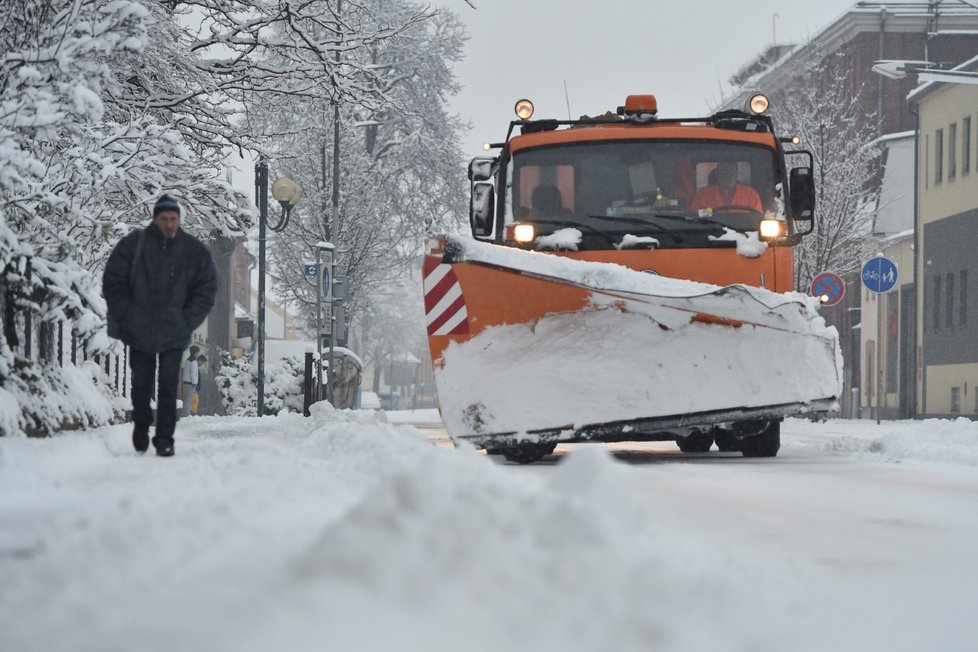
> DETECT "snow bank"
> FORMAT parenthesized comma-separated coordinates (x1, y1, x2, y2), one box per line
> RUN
(0, 359, 123, 437)
(787, 417, 978, 466)
(285, 447, 689, 652)
(2, 413, 978, 652)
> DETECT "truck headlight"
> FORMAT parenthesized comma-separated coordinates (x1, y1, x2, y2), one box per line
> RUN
(758, 218, 784, 240)
(747, 93, 770, 115)
(513, 223, 535, 243)
(514, 99, 535, 120)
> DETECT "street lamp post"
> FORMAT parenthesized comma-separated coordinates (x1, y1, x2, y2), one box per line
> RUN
(872, 60, 978, 85)
(255, 161, 301, 415)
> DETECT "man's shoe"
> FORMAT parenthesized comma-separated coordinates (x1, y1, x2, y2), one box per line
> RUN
(132, 425, 150, 453)
(152, 436, 174, 457)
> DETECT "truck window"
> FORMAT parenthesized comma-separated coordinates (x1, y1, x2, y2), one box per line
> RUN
(511, 140, 780, 243)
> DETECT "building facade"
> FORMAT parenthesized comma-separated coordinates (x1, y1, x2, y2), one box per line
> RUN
(910, 57, 978, 418)
(723, 2, 978, 418)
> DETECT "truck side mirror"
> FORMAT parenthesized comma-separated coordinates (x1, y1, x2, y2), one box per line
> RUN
(789, 167, 815, 236)
(470, 181, 495, 238)
(468, 157, 495, 182)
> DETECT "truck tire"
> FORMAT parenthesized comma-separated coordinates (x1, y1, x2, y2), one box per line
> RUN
(500, 442, 557, 464)
(738, 420, 780, 458)
(711, 427, 739, 452)
(676, 429, 714, 453)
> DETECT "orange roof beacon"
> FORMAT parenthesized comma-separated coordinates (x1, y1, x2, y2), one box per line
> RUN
(425, 94, 842, 464)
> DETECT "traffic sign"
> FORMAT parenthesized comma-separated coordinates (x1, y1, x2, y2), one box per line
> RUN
(861, 256, 898, 294)
(303, 262, 318, 277)
(810, 272, 845, 307)
(320, 302, 332, 335)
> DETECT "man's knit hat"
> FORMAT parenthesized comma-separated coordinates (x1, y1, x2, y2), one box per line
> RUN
(153, 195, 181, 217)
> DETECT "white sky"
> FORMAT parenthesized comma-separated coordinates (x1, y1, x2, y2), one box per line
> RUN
(437, 0, 880, 157)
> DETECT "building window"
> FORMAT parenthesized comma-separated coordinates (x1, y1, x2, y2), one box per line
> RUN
(925, 134, 930, 190)
(934, 275, 942, 330)
(964, 117, 972, 175)
(947, 272, 955, 329)
(951, 387, 962, 414)
(962, 270, 969, 327)
(949, 123, 958, 180)
(936, 128, 944, 184)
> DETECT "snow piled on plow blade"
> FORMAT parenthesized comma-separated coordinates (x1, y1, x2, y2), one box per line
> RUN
(435, 236, 843, 441)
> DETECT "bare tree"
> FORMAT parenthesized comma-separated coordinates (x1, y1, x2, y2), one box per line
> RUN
(768, 50, 880, 290)
(256, 0, 467, 362)
(0, 0, 445, 435)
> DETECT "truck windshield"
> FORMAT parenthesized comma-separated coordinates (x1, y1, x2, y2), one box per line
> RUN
(509, 140, 781, 245)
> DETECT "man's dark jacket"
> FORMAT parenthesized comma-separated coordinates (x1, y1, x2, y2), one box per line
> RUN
(103, 223, 217, 353)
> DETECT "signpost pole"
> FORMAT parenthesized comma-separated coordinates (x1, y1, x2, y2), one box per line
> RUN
(861, 255, 898, 426)
(315, 248, 323, 401)
(314, 242, 334, 403)
(877, 294, 882, 426)
(328, 252, 336, 406)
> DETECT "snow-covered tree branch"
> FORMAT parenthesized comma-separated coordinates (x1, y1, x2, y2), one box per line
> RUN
(767, 49, 880, 289)
(0, 0, 458, 436)
(255, 0, 467, 364)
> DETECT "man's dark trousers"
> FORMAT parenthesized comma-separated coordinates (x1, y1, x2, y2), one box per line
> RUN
(130, 348, 183, 443)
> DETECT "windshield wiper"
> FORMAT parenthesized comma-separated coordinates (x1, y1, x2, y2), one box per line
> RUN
(640, 212, 731, 231)
(528, 219, 618, 247)
(587, 213, 670, 234)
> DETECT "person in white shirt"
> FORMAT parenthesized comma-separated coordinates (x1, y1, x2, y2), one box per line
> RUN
(181, 346, 199, 417)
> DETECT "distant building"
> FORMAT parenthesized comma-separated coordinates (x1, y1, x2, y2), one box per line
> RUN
(722, 2, 978, 418)
(723, 3, 978, 136)
(909, 55, 978, 418)
(860, 132, 916, 419)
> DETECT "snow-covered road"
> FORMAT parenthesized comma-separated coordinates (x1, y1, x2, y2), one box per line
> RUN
(2, 408, 977, 652)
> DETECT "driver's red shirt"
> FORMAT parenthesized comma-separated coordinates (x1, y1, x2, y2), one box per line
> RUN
(689, 184, 762, 212)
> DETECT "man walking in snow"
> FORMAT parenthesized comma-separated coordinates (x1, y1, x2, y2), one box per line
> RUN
(103, 195, 217, 457)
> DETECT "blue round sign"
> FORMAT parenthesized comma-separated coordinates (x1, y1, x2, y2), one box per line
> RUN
(861, 256, 898, 294)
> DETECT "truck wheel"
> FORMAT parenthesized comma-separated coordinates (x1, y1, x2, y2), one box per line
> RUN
(738, 421, 780, 458)
(676, 429, 714, 453)
(711, 427, 739, 452)
(501, 442, 557, 464)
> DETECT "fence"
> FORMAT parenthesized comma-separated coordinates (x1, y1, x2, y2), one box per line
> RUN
(2, 257, 131, 400)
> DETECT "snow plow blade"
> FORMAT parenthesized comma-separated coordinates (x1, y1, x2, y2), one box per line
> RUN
(424, 235, 842, 449)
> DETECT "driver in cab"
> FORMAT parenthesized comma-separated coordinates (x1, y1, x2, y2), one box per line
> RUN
(689, 161, 762, 213)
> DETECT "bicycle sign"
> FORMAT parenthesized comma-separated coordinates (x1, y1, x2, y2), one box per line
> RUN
(861, 256, 898, 294)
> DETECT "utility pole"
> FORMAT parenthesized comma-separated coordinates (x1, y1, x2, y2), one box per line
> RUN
(327, 0, 343, 404)
(255, 160, 269, 416)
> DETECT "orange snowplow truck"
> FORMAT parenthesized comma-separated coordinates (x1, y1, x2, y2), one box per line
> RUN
(424, 94, 838, 463)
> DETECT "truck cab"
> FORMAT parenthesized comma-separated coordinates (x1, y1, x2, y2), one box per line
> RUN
(468, 94, 815, 293)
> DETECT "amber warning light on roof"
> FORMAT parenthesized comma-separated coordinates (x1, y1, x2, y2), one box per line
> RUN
(623, 95, 658, 114)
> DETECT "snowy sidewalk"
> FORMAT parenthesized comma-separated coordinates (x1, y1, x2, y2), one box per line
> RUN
(2, 410, 978, 652)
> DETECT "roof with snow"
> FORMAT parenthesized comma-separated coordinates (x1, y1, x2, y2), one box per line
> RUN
(722, 3, 978, 107)
(908, 53, 978, 104)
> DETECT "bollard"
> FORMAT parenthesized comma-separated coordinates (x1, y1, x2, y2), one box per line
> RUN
(303, 351, 314, 417)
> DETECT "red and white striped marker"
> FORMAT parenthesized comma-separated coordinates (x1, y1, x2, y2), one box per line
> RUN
(423, 256, 469, 336)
